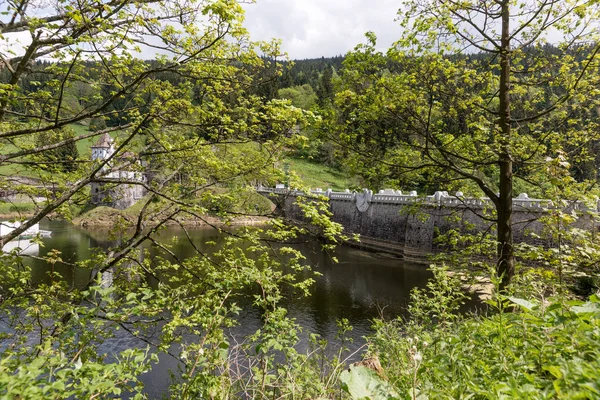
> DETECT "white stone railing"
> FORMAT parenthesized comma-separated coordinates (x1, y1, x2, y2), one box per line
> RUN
(257, 185, 594, 212)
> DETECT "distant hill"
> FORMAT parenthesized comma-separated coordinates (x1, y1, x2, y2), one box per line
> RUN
(278, 56, 345, 89)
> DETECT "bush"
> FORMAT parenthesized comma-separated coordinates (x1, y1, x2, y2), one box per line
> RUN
(0, 202, 36, 214)
(349, 268, 600, 400)
(197, 188, 274, 216)
(89, 117, 107, 132)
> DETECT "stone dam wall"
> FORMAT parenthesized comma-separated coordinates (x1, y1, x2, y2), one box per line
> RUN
(258, 187, 597, 262)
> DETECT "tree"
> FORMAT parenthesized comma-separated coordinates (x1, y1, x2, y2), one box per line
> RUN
(0, 0, 294, 240)
(33, 127, 80, 172)
(333, 1, 600, 288)
(278, 84, 318, 110)
(0, 0, 345, 397)
(88, 118, 107, 132)
(316, 65, 334, 107)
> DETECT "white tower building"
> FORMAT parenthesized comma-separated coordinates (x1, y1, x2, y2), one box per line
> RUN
(90, 132, 145, 209)
(91, 132, 114, 161)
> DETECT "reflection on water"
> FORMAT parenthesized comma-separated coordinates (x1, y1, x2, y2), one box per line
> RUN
(26, 219, 433, 397)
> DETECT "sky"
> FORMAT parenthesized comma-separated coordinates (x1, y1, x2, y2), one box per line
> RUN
(1, 0, 402, 61)
(241, 0, 402, 59)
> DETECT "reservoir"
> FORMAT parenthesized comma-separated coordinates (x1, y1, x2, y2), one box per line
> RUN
(20, 219, 434, 397)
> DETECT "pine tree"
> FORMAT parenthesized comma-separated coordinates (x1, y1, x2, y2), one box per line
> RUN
(316, 65, 334, 107)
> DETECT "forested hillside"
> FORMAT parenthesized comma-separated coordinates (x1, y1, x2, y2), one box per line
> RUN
(10, 46, 599, 192)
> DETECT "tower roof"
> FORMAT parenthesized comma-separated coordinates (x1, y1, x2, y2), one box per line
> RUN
(92, 132, 113, 148)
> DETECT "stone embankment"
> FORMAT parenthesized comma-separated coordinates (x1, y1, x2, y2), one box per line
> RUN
(258, 186, 597, 262)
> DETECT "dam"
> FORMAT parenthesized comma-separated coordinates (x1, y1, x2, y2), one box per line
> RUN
(258, 186, 597, 262)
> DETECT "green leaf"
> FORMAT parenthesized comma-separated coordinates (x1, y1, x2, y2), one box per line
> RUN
(544, 365, 563, 379)
(340, 365, 401, 400)
(570, 303, 600, 315)
(507, 297, 536, 311)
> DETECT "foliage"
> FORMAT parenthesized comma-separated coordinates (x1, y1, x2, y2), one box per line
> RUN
(406, 265, 468, 329)
(316, 65, 334, 108)
(0, 347, 155, 399)
(278, 84, 318, 110)
(285, 157, 357, 191)
(3, 0, 600, 397)
(340, 364, 400, 400)
(0, 201, 36, 215)
(352, 268, 600, 400)
(32, 127, 80, 173)
(277, 57, 345, 90)
(331, 0, 600, 287)
(89, 118, 107, 132)
(0, 0, 351, 397)
(196, 186, 274, 216)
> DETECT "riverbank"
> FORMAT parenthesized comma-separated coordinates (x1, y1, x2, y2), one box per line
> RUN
(0, 211, 35, 220)
(0, 201, 37, 220)
(72, 206, 271, 228)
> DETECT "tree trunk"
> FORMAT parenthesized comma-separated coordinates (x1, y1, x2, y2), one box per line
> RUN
(497, 0, 515, 290)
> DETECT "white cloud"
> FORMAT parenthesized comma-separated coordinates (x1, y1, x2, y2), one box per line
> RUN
(1, 32, 33, 59)
(242, 0, 402, 59)
(1, 0, 402, 61)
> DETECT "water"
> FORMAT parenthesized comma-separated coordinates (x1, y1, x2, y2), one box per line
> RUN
(23, 219, 433, 397)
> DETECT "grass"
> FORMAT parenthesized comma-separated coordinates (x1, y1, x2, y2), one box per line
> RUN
(0, 201, 37, 216)
(285, 157, 357, 191)
(70, 123, 96, 156)
(0, 161, 27, 177)
(0, 123, 121, 177)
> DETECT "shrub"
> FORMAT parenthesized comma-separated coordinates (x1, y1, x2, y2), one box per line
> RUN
(89, 117, 107, 132)
(346, 267, 600, 400)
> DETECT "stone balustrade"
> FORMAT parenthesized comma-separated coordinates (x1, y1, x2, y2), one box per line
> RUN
(257, 185, 598, 262)
(257, 185, 589, 212)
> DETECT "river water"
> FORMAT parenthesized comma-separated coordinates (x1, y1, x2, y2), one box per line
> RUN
(23, 219, 433, 397)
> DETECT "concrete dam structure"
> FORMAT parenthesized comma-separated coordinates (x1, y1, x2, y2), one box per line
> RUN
(258, 187, 597, 262)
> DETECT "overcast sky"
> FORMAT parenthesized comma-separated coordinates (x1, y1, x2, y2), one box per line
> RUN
(1, 0, 402, 60)
(242, 0, 402, 59)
